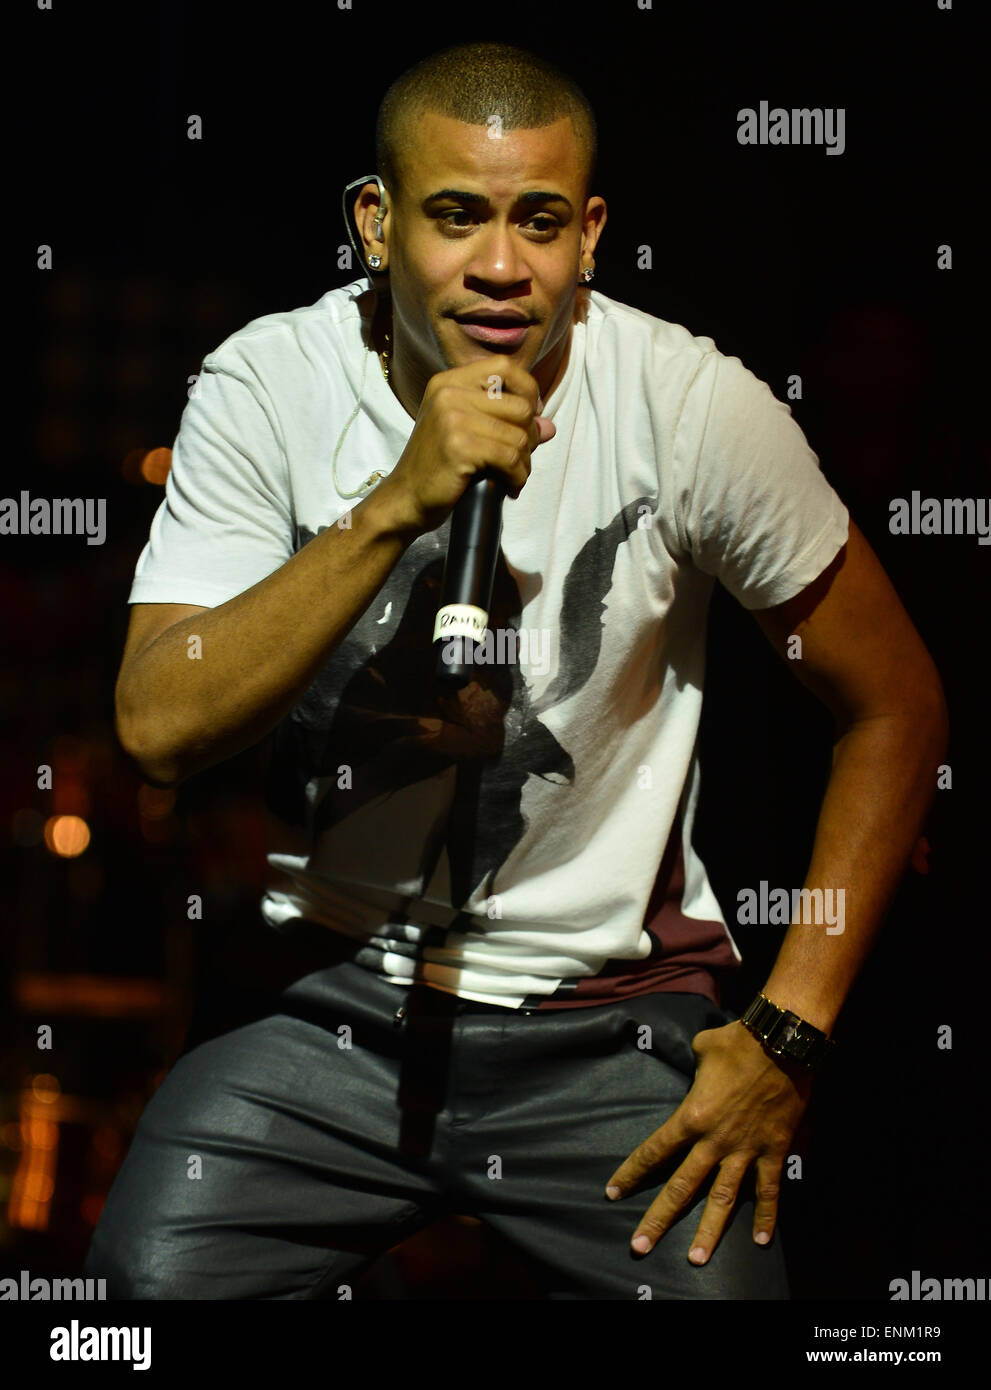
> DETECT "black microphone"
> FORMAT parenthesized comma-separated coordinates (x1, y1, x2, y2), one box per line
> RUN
(433, 472, 506, 687)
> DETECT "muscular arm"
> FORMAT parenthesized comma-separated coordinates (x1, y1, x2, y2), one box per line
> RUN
(116, 353, 548, 790)
(606, 519, 949, 1259)
(749, 517, 949, 1030)
(115, 484, 418, 788)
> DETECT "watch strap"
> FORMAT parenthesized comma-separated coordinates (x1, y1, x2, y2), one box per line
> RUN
(740, 992, 836, 1070)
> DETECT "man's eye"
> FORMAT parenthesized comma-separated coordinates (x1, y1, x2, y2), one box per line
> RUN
(438, 211, 558, 233)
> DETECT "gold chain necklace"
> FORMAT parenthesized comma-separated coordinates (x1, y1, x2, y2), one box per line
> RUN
(331, 312, 393, 500)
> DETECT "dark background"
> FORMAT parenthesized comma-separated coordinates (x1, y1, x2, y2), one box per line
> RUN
(3, 0, 986, 1301)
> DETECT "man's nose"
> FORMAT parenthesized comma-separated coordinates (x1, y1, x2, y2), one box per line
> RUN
(466, 220, 529, 285)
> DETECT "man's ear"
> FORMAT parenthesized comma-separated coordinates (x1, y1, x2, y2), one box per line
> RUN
(581, 196, 607, 261)
(353, 182, 389, 267)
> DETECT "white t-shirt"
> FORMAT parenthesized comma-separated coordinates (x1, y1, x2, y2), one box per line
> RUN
(129, 277, 849, 1009)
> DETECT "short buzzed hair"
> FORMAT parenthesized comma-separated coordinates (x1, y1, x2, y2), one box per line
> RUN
(375, 41, 598, 204)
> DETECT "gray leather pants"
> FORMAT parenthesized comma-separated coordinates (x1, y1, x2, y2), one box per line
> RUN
(83, 928, 789, 1301)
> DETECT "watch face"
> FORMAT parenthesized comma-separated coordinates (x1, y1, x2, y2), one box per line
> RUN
(778, 1017, 800, 1046)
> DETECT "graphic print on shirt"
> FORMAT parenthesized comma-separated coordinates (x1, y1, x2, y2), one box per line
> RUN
(264, 495, 655, 910)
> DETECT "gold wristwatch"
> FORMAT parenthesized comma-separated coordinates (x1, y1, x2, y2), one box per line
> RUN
(739, 992, 836, 1070)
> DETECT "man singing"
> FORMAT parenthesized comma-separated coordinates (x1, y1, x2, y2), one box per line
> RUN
(84, 41, 947, 1299)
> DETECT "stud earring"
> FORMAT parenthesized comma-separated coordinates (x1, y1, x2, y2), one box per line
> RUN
(368, 253, 382, 269)
(580, 266, 595, 284)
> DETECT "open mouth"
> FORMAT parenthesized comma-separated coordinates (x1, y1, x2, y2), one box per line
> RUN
(454, 316, 531, 347)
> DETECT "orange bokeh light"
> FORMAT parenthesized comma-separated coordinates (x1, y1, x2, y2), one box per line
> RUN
(31, 1075, 61, 1102)
(140, 447, 172, 485)
(43, 815, 91, 857)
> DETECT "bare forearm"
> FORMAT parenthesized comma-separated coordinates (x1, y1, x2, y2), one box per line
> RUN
(117, 487, 417, 786)
(761, 696, 949, 1033)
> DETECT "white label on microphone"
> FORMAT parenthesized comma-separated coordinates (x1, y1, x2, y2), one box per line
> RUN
(433, 603, 489, 643)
